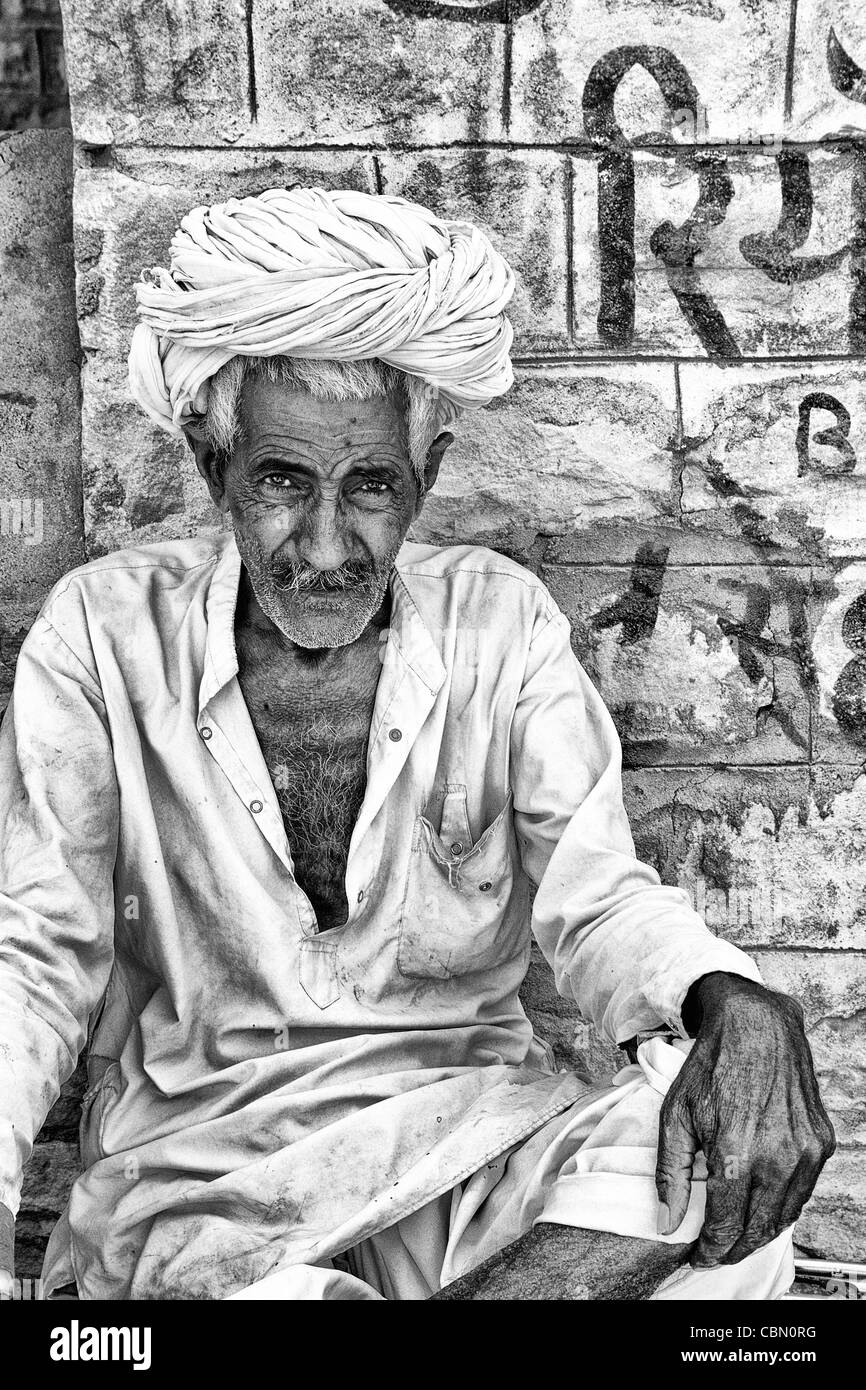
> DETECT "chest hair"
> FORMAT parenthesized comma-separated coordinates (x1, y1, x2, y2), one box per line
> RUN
(237, 632, 383, 930)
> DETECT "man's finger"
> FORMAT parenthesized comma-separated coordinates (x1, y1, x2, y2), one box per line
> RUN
(655, 1097, 698, 1235)
(691, 1160, 751, 1268)
(777, 1149, 827, 1230)
(719, 1173, 786, 1265)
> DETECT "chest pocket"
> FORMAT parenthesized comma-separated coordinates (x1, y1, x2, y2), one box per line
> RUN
(398, 784, 517, 980)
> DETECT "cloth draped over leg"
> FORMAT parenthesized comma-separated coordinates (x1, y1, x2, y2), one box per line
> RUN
(226, 1039, 795, 1302)
(43, 1066, 584, 1299)
(126, 186, 516, 438)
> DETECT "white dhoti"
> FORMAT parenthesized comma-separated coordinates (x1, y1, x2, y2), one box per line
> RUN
(227, 1038, 795, 1301)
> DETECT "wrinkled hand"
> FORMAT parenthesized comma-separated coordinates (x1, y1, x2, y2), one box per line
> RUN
(656, 972, 835, 1268)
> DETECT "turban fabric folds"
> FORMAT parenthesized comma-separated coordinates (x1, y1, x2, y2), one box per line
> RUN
(127, 186, 516, 437)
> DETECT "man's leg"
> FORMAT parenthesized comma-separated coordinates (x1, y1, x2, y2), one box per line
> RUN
(226, 1260, 385, 1300)
(433, 1038, 795, 1301)
(266, 1037, 793, 1301)
(432, 1225, 692, 1300)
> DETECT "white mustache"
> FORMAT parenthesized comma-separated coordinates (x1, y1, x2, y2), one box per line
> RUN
(271, 562, 374, 593)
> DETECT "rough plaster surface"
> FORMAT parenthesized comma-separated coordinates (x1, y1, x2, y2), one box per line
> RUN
(3, 1, 865, 1271)
(0, 0, 68, 131)
(571, 147, 862, 358)
(0, 130, 83, 712)
(509, 0, 792, 145)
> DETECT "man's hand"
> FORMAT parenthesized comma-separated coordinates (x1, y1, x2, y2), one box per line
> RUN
(656, 972, 835, 1268)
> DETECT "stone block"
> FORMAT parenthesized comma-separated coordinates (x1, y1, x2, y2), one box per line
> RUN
(0, 593, 45, 719)
(520, 943, 624, 1082)
(79, 356, 226, 558)
(377, 150, 569, 352)
(0, 131, 83, 601)
(12, 1214, 57, 1282)
(678, 362, 866, 565)
(251, 0, 506, 146)
(790, 1, 866, 140)
(19, 1139, 81, 1215)
(545, 565, 811, 765)
(40, 1060, 88, 1142)
(572, 147, 861, 357)
(624, 767, 866, 952)
(110, 146, 378, 204)
(412, 362, 680, 551)
(810, 564, 866, 759)
(753, 952, 866, 1176)
(545, 525, 783, 568)
(60, 0, 251, 146)
(15, 1138, 80, 1277)
(9, 1, 66, 18)
(793, 1149, 866, 1263)
(0, 32, 40, 93)
(0, 4, 68, 130)
(509, 0, 790, 145)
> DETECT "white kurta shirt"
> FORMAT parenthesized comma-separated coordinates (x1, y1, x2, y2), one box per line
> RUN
(0, 533, 761, 1298)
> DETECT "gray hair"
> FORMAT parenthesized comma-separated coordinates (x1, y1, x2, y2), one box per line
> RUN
(203, 355, 450, 483)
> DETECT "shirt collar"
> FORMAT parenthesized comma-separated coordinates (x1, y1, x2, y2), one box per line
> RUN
(199, 534, 243, 713)
(199, 534, 446, 715)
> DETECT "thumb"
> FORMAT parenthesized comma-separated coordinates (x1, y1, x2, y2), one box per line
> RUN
(655, 1096, 698, 1236)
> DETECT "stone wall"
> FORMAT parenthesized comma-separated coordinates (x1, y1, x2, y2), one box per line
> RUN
(2, 0, 865, 1273)
(0, 125, 86, 1274)
(0, 127, 82, 705)
(0, 0, 68, 130)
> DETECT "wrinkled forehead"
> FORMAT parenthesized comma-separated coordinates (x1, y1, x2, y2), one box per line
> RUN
(237, 374, 411, 455)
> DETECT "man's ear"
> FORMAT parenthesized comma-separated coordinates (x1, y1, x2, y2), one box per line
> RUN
(183, 422, 228, 511)
(416, 431, 453, 513)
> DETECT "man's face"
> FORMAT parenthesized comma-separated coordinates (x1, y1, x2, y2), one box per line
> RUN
(200, 375, 438, 649)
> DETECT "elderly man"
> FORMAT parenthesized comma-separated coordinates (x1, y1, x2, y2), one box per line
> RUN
(0, 188, 833, 1301)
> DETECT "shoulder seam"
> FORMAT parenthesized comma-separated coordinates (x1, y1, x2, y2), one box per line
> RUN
(43, 550, 221, 607)
(39, 617, 106, 704)
(60, 551, 220, 583)
(528, 607, 565, 649)
(398, 566, 547, 595)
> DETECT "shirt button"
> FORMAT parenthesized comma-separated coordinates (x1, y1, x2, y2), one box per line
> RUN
(450, 841, 463, 856)
(479, 881, 493, 892)
(200, 727, 213, 741)
(250, 799, 263, 814)
(357, 890, 365, 904)
(388, 728, 402, 742)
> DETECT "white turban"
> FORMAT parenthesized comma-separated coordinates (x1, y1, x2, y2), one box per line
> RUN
(127, 186, 516, 437)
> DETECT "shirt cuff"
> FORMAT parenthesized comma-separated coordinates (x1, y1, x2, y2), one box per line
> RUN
(656, 940, 765, 1041)
(537, 1171, 706, 1244)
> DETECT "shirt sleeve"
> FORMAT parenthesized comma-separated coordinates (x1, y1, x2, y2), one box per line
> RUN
(0, 609, 118, 1214)
(510, 594, 763, 1047)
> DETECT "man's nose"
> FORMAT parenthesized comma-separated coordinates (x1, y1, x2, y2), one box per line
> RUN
(298, 499, 352, 573)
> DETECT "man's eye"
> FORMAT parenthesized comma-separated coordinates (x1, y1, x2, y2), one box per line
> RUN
(262, 474, 301, 491)
(355, 480, 391, 495)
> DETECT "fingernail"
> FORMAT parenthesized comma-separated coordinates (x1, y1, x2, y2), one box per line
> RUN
(657, 1202, 672, 1235)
